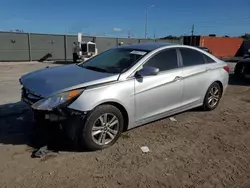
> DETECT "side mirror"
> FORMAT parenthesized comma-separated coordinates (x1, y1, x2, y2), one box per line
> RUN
(136, 66, 159, 77)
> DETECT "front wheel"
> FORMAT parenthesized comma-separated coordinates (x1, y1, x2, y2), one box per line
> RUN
(202, 82, 222, 111)
(78, 105, 124, 151)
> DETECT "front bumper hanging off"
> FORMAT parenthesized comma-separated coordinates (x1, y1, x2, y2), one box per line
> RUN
(21, 87, 89, 142)
(32, 107, 88, 143)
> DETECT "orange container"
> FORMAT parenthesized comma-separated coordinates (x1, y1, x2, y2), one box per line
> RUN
(199, 36, 243, 58)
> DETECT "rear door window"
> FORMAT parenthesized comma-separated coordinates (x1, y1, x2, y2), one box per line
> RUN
(179, 48, 206, 67)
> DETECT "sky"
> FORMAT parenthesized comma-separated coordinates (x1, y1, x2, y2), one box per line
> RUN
(0, 0, 250, 38)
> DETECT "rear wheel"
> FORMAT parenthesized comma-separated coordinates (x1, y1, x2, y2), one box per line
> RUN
(202, 82, 222, 111)
(78, 105, 124, 151)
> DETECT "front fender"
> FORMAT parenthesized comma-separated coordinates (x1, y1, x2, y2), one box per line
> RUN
(67, 79, 135, 128)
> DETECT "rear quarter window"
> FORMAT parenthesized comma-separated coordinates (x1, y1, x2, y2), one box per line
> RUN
(203, 54, 216, 63)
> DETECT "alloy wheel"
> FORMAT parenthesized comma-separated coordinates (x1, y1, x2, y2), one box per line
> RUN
(91, 113, 119, 145)
(207, 86, 220, 108)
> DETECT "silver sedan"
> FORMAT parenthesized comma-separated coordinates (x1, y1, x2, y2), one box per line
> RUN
(20, 43, 229, 150)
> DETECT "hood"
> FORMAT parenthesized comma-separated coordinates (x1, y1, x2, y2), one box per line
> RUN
(20, 64, 119, 97)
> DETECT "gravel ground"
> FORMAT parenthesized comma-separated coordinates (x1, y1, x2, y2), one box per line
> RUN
(0, 62, 250, 188)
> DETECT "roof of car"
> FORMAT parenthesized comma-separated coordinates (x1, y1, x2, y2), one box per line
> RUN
(120, 43, 175, 51)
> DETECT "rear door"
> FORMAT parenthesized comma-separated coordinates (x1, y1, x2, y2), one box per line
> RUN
(178, 47, 211, 107)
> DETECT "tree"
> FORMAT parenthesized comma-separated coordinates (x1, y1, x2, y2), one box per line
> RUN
(9, 29, 24, 33)
(160, 35, 181, 40)
(239, 33, 250, 40)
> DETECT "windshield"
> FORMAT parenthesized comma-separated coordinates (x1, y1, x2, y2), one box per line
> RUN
(78, 48, 149, 74)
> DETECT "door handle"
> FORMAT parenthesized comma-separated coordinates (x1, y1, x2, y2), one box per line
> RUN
(173, 76, 183, 81)
(206, 68, 211, 72)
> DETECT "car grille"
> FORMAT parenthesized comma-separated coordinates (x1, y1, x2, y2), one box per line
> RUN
(21, 88, 42, 105)
(88, 43, 96, 53)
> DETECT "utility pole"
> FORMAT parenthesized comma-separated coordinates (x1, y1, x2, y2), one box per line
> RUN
(190, 24, 194, 46)
(128, 28, 131, 38)
(144, 5, 155, 39)
(145, 9, 148, 39)
(154, 31, 156, 39)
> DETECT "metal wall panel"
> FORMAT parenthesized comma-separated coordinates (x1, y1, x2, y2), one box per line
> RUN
(82, 36, 95, 43)
(95, 37, 117, 53)
(157, 39, 182, 44)
(66, 35, 77, 60)
(155, 39, 168, 43)
(139, 39, 155, 43)
(0, 32, 182, 61)
(117, 38, 139, 46)
(0, 51, 30, 61)
(167, 39, 182, 44)
(0, 32, 29, 61)
(30, 34, 65, 61)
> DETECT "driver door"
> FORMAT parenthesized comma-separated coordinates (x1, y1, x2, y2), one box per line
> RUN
(134, 48, 183, 124)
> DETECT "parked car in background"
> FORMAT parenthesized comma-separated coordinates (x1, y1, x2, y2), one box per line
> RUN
(234, 58, 250, 78)
(243, 49, 250, 59)
(197, 46, 212, 54)
(19, 43, 229, 151)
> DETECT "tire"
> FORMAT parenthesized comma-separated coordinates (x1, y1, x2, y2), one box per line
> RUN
(202, 82, 222, 111)
(78, 105, 124, 151)
(234, 63, 245, 77)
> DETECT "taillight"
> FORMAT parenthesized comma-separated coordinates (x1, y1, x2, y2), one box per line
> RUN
(223, 65, 229, 73)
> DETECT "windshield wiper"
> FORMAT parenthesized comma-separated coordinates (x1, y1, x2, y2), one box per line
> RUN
(83, 66, 107, 73)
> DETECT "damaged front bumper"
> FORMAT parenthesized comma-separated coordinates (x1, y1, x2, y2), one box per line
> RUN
(32, 107, 88, 143)
(21, 87, 88, 143)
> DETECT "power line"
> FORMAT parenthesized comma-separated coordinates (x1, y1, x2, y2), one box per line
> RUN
(158, 19, 250, 30)
(143, 17, 250, 37)
(189, 16, 250, 24)
(155, 23, 249, 35)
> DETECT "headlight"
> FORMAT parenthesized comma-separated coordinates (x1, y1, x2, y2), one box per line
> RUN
(32, 89, 83, 111)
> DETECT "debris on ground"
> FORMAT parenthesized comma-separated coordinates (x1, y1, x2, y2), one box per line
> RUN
(169, 117, 177, 122)
(31, 146, 53, 158)
(141, 146, 150, 153)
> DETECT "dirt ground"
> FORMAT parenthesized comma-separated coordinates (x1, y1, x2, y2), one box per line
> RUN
(0, 62, 250, 188)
